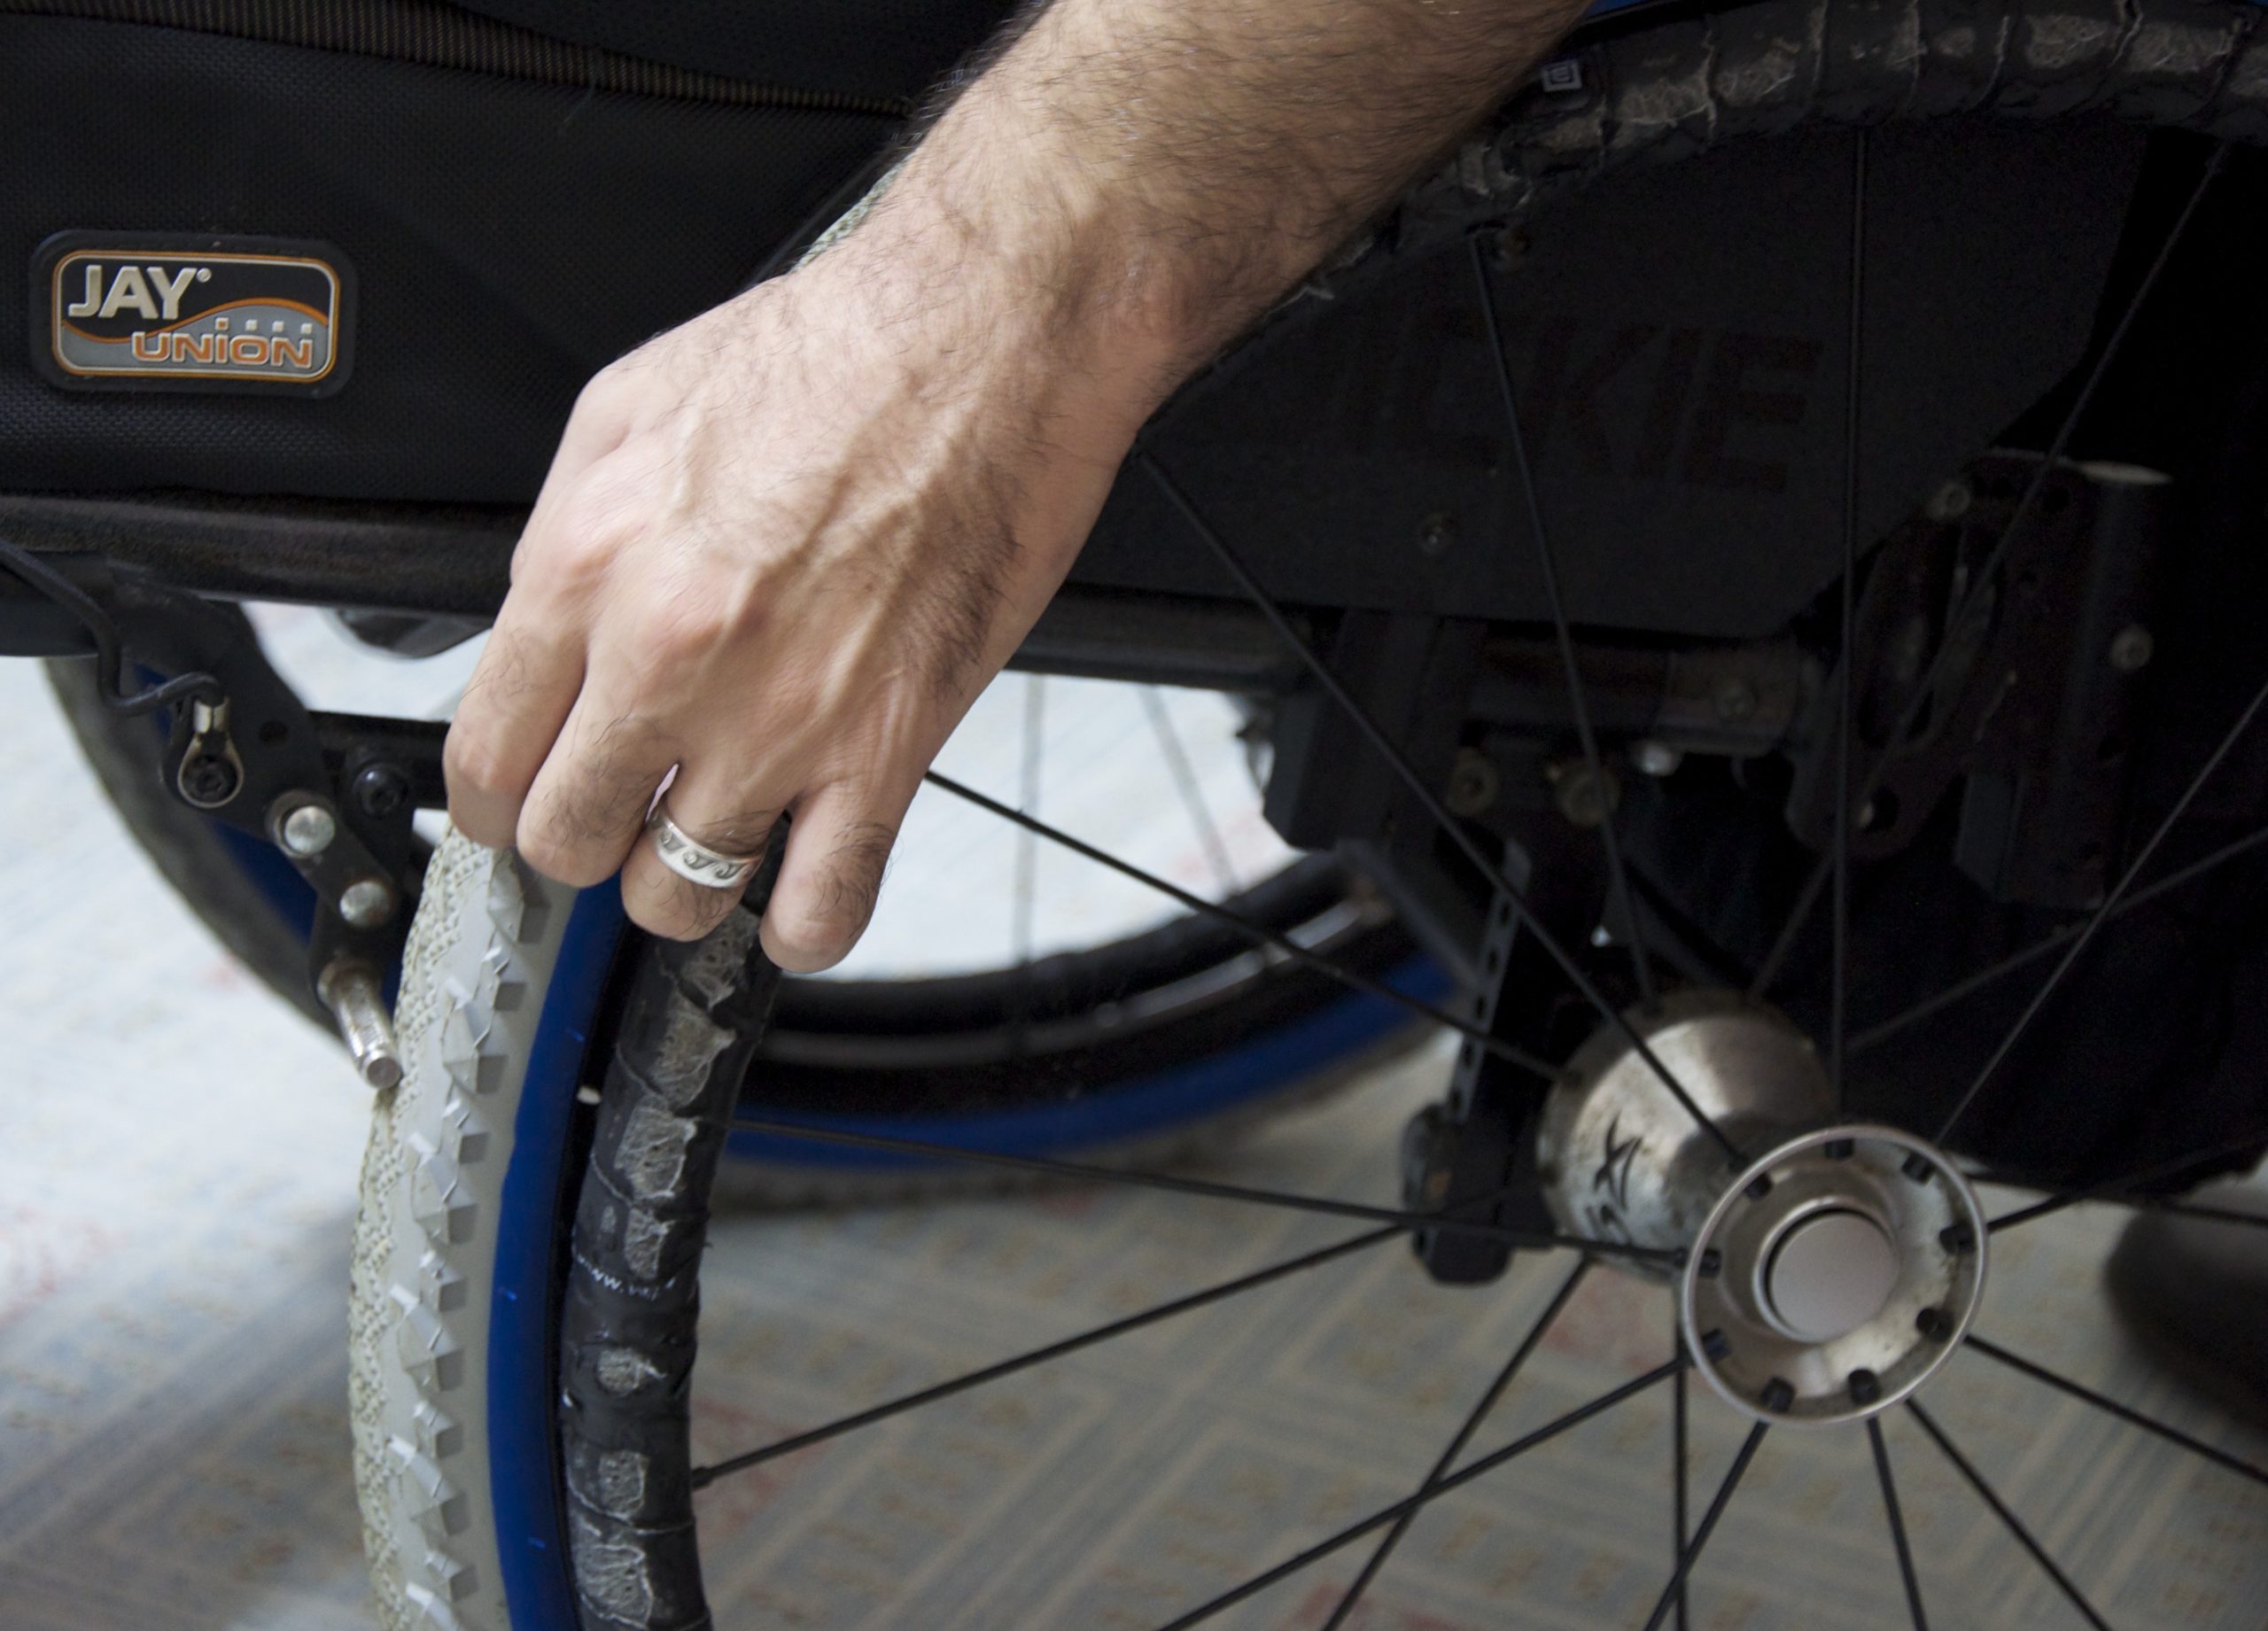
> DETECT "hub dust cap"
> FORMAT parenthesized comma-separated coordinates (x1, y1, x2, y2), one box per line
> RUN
(1680, 1124, 1987, 1425)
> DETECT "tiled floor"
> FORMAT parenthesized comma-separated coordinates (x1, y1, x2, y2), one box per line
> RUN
(3, 646, 2264, 1631)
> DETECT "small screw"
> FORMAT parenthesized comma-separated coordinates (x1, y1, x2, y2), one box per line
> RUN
(1418, 511, 1458, 558)
(1701, 1328, 1732, 1362)
(1915, 1307, 1953, 1342)
(1697, 1247, 1722, 1279)
(277, 800, 338, 858)
(1901, 1152, 1936, 1184)
(353, 762, 413, 819)
(1713, 677, 1759, 724)
(1549, 760, 1619, 827)
(1760, 1378, 1797, 1412)
(1744, 1173, 1775, 1202)
(1938, 1222, 1977, 1255)
(1445, 748, 1501, 818)
(1823, 1138, 1855, 1161)
(1848, 1369, 1883, 1406)
(178, 752, 241, 807)
(2109, 624, 2155, 673)
(1629, 739, 1683, 778)
(339, 876, 398, 929)
(1923, 479, 1973, 523)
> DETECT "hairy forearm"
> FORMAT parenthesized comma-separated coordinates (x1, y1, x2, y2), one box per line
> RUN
(846, 0, 1588, 406)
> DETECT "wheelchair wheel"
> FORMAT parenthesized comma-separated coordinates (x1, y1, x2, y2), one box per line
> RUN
(352, 1, 2268, 1625)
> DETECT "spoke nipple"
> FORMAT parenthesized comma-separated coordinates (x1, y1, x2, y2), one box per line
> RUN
(1760, 1377, 1796, 1412)
(1701, 1328, 1732, 1363)
(1823, 1138, 1855, 1161)
(1938, 1222, 1977, 1255)
(1915, 1307, 1953, 1342)
(1901, 1152, 1936, 1184)
(1848, 1369, 1883, 1406)
(1744, 1173, 1775, 1202)
(1697, 1247, 1722, 1279)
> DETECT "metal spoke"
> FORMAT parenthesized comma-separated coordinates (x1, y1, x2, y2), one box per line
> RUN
(1852, 824, 2268, 1052)
(1640, 1419, 1770, 1631)
(1673, 1337, 1691, 1631)
(1317, 1258, 1591, 1631)
(1138, 452, 1740, 1162)
(1868, 1417, 1930, 1631)
(1932, 666, 2268, 1145)
(922, 770, 1560, 1082)
(1148, 1359, 1683, 1631)
(691, 1223, 1401, 1487)
(1830, 128, 1868, 1113)
(1990, 1122, 2268, 1232)
(1141, 686, 1241, 895)
(1012, 672, 1045, 968)
(727, 1113, 1679, 1262)
(1751, 143, 2229, 1003)
(1469, 237, 1654, 1008)
(1907, 1400, 2112, 1631)
(1964, 1334, 2268, 1487)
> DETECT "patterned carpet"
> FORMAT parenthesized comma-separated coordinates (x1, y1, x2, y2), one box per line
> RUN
(3, 652, 2264, 1631)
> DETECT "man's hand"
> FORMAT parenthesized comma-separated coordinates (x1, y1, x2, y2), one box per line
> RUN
(444, 214, 1162, 967)
(445, 0, 1586, 966)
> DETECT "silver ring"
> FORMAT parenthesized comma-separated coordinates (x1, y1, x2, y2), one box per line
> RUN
(645, 805, 760, 890)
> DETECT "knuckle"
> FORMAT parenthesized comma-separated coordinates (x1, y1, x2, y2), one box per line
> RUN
(443, 726, 516, 797)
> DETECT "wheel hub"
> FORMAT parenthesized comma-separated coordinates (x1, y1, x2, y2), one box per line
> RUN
(1683, 1124, 1986, 1424)
(1539, 992, 1987, 1424)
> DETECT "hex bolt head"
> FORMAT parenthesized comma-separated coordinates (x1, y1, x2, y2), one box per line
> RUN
(278, 800, 337, 858)
(1701, 1328, 1732, 1362)
(339, 875, 398, 928)
(1823, 1138, 1855, 1161)
(1938, 1222, 1977, 1255)
(1629, 739, 1683, 778)
(178, 753, 241, 807)
(1915, 1306, 1953, 1342)
(353, 762, 413, 819)
(1847, 1369, 1883, 1407)
(1759, 1377, 1797, 1412)
(1901, 1152, 1936, 1184)
(1744, 1173, 1775, 1202)
(2109, 624, 2155, 673)
(1697, 1247, 1722, 1280)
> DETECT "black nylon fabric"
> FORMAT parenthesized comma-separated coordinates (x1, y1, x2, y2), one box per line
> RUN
(0, 16, 894, 502)
(453, 0, 1017, 105)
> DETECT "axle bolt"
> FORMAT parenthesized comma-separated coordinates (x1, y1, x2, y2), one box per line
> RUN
(340, 876, 398, 929)
(1697, 1247, 1722, 1279)
(1938, 1222, 1977, 1255)
(1700, 1328, 1732, 1363)
(1759, 1377, 1796, 1412)
(1915, 1307, 1953, 1342)
(353, 762, 413, 819)
(1744, 1173, 1775, 1202)
(1847, 1369, 1883, 1407)
(1823, 1138, 1854, 1161)
(1901, 1152, 1936, 1184)
(277, 800, 337, 858)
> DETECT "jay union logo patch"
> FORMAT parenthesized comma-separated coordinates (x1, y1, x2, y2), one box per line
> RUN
(33, 233, 354, 395)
